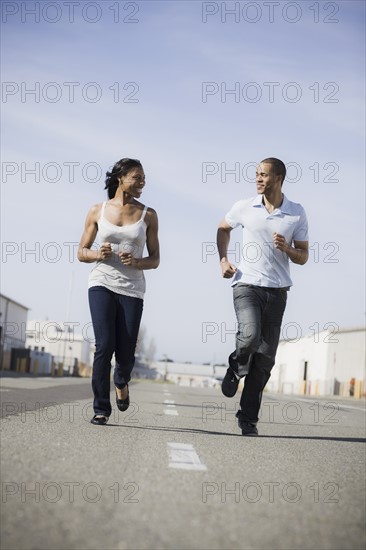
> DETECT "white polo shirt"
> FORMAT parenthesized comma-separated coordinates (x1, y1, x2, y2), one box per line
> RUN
(225, 194, 308, 288)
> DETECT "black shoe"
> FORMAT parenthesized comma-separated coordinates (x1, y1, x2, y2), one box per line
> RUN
(221, 367, 240, 397)
(236, 410, 258, 436)
(241, 423, 258, 436)
(115, 384, 130, 412)
(90, 415, 108, 425)
(222, 353, 240, 397)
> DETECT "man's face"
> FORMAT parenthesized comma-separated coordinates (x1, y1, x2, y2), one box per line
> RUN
(255, 163, 281, 194)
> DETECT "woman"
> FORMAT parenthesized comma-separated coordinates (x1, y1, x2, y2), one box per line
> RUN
(78, 158, 160, 425)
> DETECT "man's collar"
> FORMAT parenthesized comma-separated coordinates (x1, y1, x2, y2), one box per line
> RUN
(278, 194, 293, 214)
(253, 193, 292, 214)
(253, 195, 263, 206)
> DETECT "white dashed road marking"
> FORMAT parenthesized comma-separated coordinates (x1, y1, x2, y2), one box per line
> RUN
(164, 409, 178, 416)
(163, 395, 178, 416)
(167, 442, 207, 471)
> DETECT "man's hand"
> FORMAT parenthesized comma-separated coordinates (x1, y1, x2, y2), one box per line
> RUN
(273, 232, 289, 252)
(273, 233, 309, 264)
(220, 258, 237, 279)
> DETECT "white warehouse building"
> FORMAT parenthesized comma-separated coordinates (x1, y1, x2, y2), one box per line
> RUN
(268, 326, 365, 398)
(0, 294, 29, 370)
(26, 320, 92, 375)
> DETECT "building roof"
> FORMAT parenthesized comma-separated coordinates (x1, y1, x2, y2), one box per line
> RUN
(279, 325, 365, 343)
(153, 361, 227, 378)
(0, 294, 30, 311)
(336, 326, 366, 334)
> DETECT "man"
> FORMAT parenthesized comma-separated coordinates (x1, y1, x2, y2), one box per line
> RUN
(217, 158, 308, 436)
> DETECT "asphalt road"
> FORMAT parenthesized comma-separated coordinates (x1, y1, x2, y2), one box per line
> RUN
(1, 375, 365, 550)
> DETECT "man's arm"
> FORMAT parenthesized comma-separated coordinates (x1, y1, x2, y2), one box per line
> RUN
(288, 240, 309, 265)
(217, 219, 237, 278)
(273, 233, 309, 265)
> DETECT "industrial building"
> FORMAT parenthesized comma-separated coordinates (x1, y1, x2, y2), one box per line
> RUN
(25, 320, 92, 376)
(0, 294, 29, 370)
(269, 326, 365, 398)
(152, 327, 365, 399)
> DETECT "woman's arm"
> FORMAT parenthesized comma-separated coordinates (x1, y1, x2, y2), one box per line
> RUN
(77, 204, 112, 263)
(119, 208, 160, 270)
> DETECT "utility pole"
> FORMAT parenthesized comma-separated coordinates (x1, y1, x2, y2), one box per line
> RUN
(62, 271, 74, 374)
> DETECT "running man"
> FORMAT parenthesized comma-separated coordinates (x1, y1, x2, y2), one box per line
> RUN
(217, 157, 308, 435)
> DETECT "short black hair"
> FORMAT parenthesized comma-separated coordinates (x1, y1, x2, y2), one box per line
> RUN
(104, 158, 143, 199)
(260, 157, 286, 185)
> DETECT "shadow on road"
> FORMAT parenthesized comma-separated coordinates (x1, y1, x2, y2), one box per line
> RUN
(102, 422, 366, 443)
(104, 423, 241, 437)
(255, 434, 366, 442)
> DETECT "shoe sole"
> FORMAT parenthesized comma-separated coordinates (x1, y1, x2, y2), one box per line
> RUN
(90, 417, 108, 425)
(221, 385, 238, 398)
(221, 368, 239, 398)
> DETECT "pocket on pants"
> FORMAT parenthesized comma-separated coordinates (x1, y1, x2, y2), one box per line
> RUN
(233, 283, 251, 299)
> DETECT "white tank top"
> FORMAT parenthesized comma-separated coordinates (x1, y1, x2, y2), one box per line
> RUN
(88, 201, 148, 299)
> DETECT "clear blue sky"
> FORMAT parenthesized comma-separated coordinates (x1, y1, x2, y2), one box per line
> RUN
(1, 1, 365, 363)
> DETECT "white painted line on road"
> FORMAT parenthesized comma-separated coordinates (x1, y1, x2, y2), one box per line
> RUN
(164, 409, 178, 416)
(164, 396, 177, 415)
(167, 442, 207, 471)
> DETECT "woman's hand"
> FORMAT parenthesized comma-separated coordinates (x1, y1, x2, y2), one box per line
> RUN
(98, 242, 113, 260)
(119, 252, 139, 268)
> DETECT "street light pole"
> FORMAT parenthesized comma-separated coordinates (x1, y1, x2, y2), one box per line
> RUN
(62, 271, 74, 374)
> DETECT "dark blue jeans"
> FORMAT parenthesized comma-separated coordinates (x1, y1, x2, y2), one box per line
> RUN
(232, 283, 287, 424)
(88, 286, 143, 416)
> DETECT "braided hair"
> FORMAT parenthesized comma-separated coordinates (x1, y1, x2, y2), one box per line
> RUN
(104, 158, 143, 199)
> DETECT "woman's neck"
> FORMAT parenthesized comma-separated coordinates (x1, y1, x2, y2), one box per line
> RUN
(113, 189, 135, 206)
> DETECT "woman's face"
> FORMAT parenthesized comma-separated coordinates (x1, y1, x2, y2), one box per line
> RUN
(119, 167, 145, 199)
